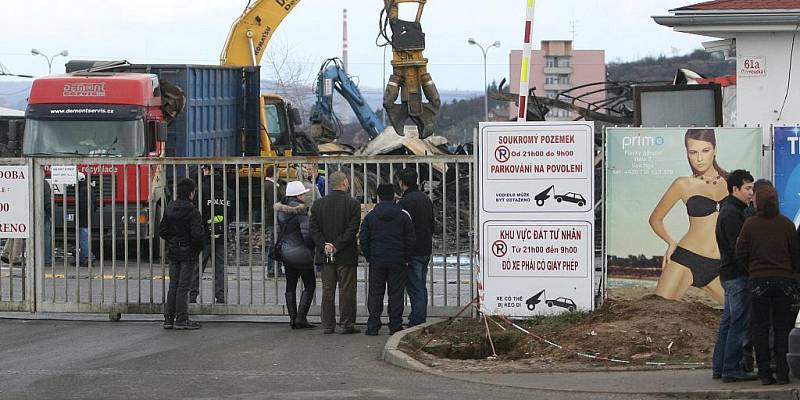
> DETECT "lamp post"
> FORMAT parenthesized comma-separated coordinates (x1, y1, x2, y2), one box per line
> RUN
(468, 38, 500, 122)
(30, 49, 69, 75)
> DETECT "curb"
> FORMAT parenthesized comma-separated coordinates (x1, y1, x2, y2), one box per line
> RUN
(382, 320, 800, 399)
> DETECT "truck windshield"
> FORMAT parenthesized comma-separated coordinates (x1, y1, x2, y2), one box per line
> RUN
(23, 119, 146, 157)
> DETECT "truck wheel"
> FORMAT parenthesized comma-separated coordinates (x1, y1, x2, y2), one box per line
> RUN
(527, 303, 535, 311)
(536, 199, 544, 207)
(556, 198, 562, 203)
(547, 301, 553, 307)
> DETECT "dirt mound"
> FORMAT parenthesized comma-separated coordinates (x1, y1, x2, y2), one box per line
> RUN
(406, 295, 721, 368)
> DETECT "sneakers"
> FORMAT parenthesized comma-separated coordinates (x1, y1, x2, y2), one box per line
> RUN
(340, 327, 360, 335)
(173, 320, 201, 330)
(323, 328, 336, 334)
(163, 317, 174, 330)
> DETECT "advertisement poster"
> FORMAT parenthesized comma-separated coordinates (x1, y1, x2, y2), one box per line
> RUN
(606, 127, 762, 302)
(774, 126, 800, 225)
(0, 165, 31, 238)
(479, 122, 594, 317)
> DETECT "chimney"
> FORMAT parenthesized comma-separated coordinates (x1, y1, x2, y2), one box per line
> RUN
(343, 8, 349, 71)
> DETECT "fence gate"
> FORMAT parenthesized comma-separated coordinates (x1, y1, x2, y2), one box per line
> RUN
(27, 155, 475, 319)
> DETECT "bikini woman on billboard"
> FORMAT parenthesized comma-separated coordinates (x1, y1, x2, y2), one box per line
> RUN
(649, 129, 727, 303)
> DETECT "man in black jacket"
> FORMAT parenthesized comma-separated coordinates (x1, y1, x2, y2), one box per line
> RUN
(190, 165, 235, 304)
(310, 171, 361, 334)
(73, 172, 97, 266)
(361, 184, 415, 335)
(159, 178, 206, 330)
(398, 168, 434, 327)
(713, 169, 756, 382)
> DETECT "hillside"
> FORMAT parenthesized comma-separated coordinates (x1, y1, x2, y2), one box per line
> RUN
(607, 49, 735, 82)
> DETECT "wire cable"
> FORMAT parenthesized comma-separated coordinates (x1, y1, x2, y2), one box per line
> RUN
(778, 22, 800, 121)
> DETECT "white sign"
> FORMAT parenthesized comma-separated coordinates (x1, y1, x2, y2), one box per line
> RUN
(0, 166, 31, 238)
(51, 165, 77, 185)
(739, 56, 766, 77)
(478, 122, 595, 317)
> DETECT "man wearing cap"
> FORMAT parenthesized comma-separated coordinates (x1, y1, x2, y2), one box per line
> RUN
(397, 168, 434, 327)
(309, 171, 362, 334)
(360, 183, 415, 335)
(190, 165, 234, 304)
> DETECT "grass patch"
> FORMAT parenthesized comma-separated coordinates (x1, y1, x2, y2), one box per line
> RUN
(524, 311, 588, 328)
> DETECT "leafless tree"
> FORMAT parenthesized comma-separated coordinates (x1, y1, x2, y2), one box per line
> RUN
(262, 39, 316, 126)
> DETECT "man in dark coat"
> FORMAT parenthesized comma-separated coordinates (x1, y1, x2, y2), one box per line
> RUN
(74, 172, 97, 266)
(398, 168, 434, 327)
(713, 169, 756, 382)
(361, 183, 415, 335)
(309, 171, 361, 334)
(190, 165, 235, 304)
(159, 178, 206, 330)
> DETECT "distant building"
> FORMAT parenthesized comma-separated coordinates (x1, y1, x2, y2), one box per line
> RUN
(508, 40, 606, 120)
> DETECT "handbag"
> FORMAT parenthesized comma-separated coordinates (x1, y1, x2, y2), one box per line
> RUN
(269, 214, 298, 261)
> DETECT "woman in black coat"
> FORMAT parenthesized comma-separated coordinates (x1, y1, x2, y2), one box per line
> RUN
(274, 181, 316, 329)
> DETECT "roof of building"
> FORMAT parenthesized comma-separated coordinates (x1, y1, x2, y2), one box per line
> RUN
(675, 0, 800, 11)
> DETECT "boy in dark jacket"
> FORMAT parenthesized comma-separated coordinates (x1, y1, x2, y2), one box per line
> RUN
(360, 184, 415, 335)
(159, 178, 206, 330)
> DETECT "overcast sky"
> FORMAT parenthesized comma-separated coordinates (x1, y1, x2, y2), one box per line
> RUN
(0, 0, 713, 90)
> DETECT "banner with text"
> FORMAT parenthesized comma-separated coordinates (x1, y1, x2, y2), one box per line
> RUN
(479, 122, 594, 317)
(606, 127, 762, 294)
(774, 126, 800, 225)
(0, 165, 31, 238)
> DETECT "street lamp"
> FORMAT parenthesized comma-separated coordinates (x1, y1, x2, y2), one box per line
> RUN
(468, 38, 501, 122)
(30, 48, 69, 75)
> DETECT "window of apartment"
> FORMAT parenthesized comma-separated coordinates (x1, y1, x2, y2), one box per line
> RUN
(558, 75, 571, 85)
(545, 57, 557, 68)
(560, 58, 571, 68)
(545, 90, 558, 99)
(545, 74, 558, 84)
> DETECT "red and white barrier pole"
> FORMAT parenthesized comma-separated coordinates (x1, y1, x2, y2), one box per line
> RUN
(517, 0, 536, 121)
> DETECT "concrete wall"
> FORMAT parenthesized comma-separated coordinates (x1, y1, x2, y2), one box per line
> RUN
(735, 31, 800, 176)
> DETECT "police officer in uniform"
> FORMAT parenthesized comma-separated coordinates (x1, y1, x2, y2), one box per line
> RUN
(190, 165, 235, 304)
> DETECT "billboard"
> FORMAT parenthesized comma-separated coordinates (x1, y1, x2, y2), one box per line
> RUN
(479, 121, 594, 317)
(774, 126, 800, 225)
(606, 127, 762, 303)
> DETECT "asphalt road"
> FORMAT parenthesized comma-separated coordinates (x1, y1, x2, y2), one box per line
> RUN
(0, 318, 695, 400)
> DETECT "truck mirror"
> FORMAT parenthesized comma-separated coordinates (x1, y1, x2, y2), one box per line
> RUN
(157, 122, 168, 141)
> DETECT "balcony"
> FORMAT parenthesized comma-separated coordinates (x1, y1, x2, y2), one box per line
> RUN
(543, 66, 572, 74)
(543, 83, 572, 91)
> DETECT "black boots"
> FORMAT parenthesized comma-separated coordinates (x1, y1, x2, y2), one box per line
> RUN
(285, 292, 298, 329)
(295, 290, 316, 329)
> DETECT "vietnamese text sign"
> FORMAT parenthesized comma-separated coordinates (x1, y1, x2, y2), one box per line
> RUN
(0, 166, 31, 238)
(774, 126, 800, 225)
(478, 122, 594, 317)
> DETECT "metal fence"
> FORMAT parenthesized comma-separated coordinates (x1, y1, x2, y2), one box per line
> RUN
(0, 155, 475, 319)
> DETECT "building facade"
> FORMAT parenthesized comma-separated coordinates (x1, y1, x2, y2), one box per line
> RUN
(655, 0, 800, 176)
(508, 40, 606, 120)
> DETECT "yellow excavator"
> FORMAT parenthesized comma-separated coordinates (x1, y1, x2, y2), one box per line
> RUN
(219, 0, 440, 158)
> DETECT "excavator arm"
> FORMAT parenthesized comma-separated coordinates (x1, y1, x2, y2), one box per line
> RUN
(220, 0, 300, 66)
(308, 58, 386, 142)
(221, 0, 302, 157)
(379, 0, 441, 139)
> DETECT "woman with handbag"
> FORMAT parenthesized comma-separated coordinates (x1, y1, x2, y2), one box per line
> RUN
(736, 186, 800, 385)
(274, 181, 317, 329)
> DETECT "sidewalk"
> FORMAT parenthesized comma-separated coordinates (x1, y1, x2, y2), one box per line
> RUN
(383, 321, 800, 399)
